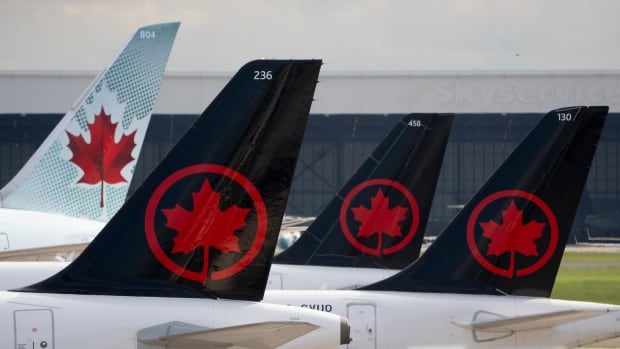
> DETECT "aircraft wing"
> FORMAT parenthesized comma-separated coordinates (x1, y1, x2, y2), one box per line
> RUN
(0, 243, 88, 261)
(138, 321, 319, 348)
(455, 309, 609, 332)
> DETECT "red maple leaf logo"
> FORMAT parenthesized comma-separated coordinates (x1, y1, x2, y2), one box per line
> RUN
(66, 106, 137, 207)
(480, 200, 545, 258)
(351, 188, 408, 252)
(467, 191, 559, 278)
(145, 164, 268, 283)
(161, 178, 250, 269)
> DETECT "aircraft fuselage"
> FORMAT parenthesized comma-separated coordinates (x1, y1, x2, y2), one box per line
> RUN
(0, 209, 102, 251)
(0, 262, 398, 291)
(0, 291, 345, 349)
(264, 290, 620, 348)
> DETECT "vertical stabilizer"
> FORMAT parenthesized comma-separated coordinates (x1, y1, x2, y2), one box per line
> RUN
(0, 22, 179, 221)
(20, 60, 322, 302)
(363, 107, 607, 297)
(275, 114, 453, 268)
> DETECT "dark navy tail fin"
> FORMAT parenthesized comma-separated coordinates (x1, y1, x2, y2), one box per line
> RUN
(19, 60, 322, 301)
(275, 114, 454, 268)
(362, 106, 608, 297)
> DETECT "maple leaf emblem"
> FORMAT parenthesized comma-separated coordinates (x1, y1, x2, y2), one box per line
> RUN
(66, 106, 137, 207)
(480, 200, 546, 257)
(351, 188, 408, 253)
(161, 178, 250, 269)
(466, 190, 559, 278)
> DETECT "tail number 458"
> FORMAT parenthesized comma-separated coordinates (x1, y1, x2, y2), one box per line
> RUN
(408, 120, 421, 127)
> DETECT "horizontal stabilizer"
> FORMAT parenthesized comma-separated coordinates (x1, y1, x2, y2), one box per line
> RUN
(454, 309, 609, 332)
(0, 243, 87, 261)
(138, 321, 318, 348)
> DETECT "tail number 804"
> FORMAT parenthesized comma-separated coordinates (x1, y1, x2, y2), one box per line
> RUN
(139, 30, 156, 39)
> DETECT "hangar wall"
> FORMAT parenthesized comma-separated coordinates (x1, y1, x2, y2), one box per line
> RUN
(1, 71, 620, 241)
(2, 112, 619, 242)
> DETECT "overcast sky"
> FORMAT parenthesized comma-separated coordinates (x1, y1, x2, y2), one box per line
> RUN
(1, 0, 619, 72)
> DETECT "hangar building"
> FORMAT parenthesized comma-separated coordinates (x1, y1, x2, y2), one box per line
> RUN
(1, 70, 620, 241)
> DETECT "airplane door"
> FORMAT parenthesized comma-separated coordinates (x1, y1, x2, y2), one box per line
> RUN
(0, 232, 9, 250)
(347, 303, 376, 349)
(266, 273, 283, 289)
(14, 309, 54, 349)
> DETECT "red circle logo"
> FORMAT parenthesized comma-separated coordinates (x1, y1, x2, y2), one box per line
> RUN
(144, 164, 267, 283)
(466, 190, 558, 278)
(339, 178, 420, 256)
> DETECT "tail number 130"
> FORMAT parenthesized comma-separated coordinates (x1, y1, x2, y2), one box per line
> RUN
(557, 113, 575, 122)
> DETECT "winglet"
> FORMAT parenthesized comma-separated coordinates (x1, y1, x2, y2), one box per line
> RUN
(0, 22, 179, 221)
(18, 59, 322, 302)
(275, 114, 454, 268)
(362, 106, 608, 297)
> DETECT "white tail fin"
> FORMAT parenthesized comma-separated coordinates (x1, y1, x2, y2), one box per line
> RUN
(0, 22, 179, 221)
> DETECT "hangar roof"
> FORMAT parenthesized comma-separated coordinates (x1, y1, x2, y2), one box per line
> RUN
(1, 70, 619, 114)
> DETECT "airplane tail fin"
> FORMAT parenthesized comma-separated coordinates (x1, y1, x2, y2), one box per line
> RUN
(362, 106, 608, 297)
(0, 22, 179, 221)
(18, 59, 322, 302)
(275, 114, 454, 268)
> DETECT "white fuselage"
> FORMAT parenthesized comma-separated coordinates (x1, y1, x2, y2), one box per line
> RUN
(0, 262, 398, 291)
(0, 208, 103, 251)
(5, 265, 620, 348)
(0, 210, 397, 290)
(264, 290, 620, 348)
(267, 264, 397, 290)
(0, 291, 345, 349)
